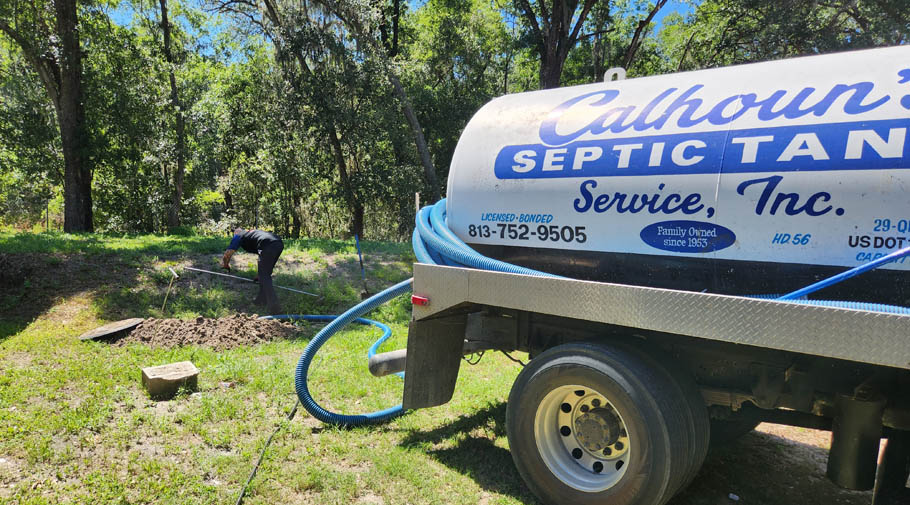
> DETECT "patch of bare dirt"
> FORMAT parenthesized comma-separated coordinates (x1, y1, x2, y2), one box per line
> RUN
(356, 493, 384, 505)
(113, 314, 300, 350)
(671, 424, 873, 505)
(1, 352, 33, 370)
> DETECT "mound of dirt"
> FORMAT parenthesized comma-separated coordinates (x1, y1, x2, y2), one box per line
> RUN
(114, 314, 300, 350)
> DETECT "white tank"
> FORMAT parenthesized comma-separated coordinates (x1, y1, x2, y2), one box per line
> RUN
(446, 46, 910, 301)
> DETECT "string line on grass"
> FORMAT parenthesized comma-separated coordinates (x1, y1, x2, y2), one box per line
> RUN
(234, 399, 300, 505)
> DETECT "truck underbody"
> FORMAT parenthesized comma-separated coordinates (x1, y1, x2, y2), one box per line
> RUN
(382, 264, 910, 505)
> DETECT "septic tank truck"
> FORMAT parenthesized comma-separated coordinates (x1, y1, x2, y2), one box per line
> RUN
(362, 46, 910, 505)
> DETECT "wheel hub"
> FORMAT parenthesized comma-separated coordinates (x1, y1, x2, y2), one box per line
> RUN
(575, 408, 621, 452)
(534, 385, 632, 492)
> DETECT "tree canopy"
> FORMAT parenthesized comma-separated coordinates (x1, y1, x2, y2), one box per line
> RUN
(1, 0, 907, 237)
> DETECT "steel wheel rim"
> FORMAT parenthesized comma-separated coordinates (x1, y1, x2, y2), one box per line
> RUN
(534, 384, 631, 492)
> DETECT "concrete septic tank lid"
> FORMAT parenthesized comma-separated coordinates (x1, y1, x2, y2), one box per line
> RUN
(142, 361, 200, 399)
(78, 318, 145, 341)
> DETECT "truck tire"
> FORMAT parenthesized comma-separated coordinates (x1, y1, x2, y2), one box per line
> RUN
(506, 342, 695, 505)
(624, 344, 710, 490)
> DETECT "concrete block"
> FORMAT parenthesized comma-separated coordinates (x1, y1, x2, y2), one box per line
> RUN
(141, 361, 199, 400)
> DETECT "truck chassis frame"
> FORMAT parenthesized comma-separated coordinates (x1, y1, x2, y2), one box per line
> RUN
(399, 264, 910, 504)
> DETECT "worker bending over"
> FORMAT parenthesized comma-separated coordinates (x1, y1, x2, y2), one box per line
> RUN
(222, 228, 284, 314)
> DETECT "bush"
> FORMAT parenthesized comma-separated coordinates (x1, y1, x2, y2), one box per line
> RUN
(167, 226, 196, 236)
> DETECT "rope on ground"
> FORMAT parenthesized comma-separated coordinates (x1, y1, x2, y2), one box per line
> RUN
(234, 399, 300, 505)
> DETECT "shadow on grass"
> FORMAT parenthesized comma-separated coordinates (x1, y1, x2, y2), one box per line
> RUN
(0, 252, 145, 341)
(0, 234, 413, 342)
(399, 402, 541, 504)
(90, 253, 412, 322)
(0, 231, 412, 258)
(397, 404, 873, 505)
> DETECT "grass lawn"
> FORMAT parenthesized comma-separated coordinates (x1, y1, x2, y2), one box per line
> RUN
(0, 232, 534, 505)
(0, 232, 879, 505)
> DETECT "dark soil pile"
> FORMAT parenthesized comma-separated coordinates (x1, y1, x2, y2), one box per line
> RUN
(115, 314, 300, 349)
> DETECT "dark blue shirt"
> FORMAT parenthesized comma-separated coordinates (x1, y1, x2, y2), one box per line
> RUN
(227, 230, 281, 254)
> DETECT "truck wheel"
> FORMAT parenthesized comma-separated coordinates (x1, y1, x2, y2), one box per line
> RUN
(624, 344, 710, 490)
(506, 342, 693, 505)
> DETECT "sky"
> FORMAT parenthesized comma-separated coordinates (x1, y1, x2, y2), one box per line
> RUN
(654, 1, 695, 28)
(109, 0, 696, 33)
(105, 0, 696, 62)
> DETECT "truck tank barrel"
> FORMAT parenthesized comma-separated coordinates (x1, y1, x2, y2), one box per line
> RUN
(446, 46, 910, 304)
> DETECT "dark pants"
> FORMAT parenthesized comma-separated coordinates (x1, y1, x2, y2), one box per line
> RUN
(255, 241, 283, 313)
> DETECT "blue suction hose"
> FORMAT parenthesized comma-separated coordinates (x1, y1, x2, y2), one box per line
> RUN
(277, 199, 910, 427)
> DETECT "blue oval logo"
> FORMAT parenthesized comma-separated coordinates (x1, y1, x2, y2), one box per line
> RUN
(640, 220, 736, 253)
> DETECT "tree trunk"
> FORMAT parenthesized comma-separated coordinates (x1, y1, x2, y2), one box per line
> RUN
(676, 31, 697, 72)
(303, 0, 441, 202)
(391, 0, 400, 57)
(328, 126, 363, 238)
(291, 200, 301, 239)
(517, 0, 597, 90)
(351, 204, 364, 239)
(56, 0, 93, 232)
(388, 72, 440, 201)
(503, 47, 512, 93)
(623, 0, 668, 69)
(160, 0, 186, 228)
(539, 54, 565, 89)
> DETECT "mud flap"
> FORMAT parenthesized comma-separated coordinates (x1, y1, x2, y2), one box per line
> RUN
(402, 316, 466, 410)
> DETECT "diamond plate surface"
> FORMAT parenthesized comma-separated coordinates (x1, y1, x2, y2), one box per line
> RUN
(412, 264, 910, 370)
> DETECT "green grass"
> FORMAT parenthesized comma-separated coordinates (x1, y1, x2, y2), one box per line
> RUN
(0, 233, 534, 505)
(0, 231, 413, 258)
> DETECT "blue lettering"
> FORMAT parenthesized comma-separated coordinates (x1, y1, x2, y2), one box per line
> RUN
(707, 94, 750, 124)
(590, 106, 636, 135)
(758, 88, 818, 120)
(538, 81, 891, 147)
(770, 192, 802, 215)
(574, 179, 596, 212)
(803, 192, 833, 216)
(737, 175, 835, 216)
(575, 180, 707, 216)
(631, 89, 678, 131)
(680, 193, 704, 215)
(657, 193, 683, 213)
(827, 83, 889, 115)
(593, 193, 613, 213)
(540, 90, 620, 145)
(737, 175, 782, 215)
(651, 85, 708, 129)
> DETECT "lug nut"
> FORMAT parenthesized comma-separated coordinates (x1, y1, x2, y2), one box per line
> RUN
(560, 426, 571, 436)
(561, 403, 572, 413)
